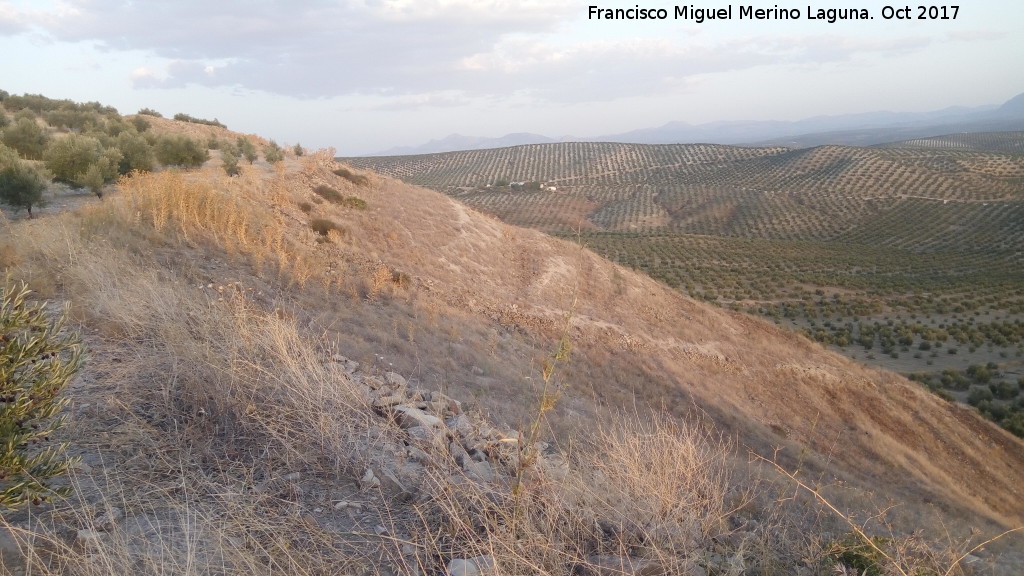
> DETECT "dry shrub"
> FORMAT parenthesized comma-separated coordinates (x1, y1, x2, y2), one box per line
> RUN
(313, 184, 344, 204)
(332, 166, 369, 187)
(577, 413, 732, 546)
(410, 413, 733, 575)
(0, 218, 390, 574)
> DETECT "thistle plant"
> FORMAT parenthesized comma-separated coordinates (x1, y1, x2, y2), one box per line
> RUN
(0, 281, 83, 508)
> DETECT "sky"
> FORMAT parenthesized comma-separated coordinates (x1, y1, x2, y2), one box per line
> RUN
(1, 0, 1022, 155)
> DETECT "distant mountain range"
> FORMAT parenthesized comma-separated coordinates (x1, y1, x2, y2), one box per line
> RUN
(366, 92, 1024, 156)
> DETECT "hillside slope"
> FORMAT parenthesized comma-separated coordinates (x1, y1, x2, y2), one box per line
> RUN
(3, 129, 1023, 573)
(322, 160, 1024, 526)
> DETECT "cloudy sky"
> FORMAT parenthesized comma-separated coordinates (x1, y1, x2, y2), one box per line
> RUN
(1, 0, 1021, 154)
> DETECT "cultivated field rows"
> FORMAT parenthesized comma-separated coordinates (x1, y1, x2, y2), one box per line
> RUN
(342, 137, 1024, 436)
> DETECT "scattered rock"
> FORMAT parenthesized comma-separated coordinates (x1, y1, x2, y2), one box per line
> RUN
(392, 405, 443, 429)
(450, 440, 471, 466)
(0, 526, 24, 573)
(446, 414, 474, 436)
(406, 444, 431, 463)
(95, 506, 124, 531)
(407, 424, 447, 446)
(75, 529, 105, 548)
(582, 555, 667, 576)
(961, 554, 981, 565)
(384, 372, 407, 387)
(373, 393, 407, 408)
(463, 460, 496, 482)
(446, 555, 496, 576)
(715, 530, 752, 550)
(360, 469, 381, 489)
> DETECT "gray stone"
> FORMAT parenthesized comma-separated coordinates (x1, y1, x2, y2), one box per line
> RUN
(359, 468, 381, 489)
(372, 393, 407, 408)
(384, 372, 407, 387)
(75, 529, 106, 548)
(961, 554, 982, 565)
(446, 414, 474, 436)
(0, 526, 25, 573)
(392, 405, 443, 429)
(407, 425, 447, 446)
(446, 555, 496, 576)
(583, 556, 667, 576)
(95, 506, 124, 531)
(406, 445, 431, 463)
(450, 441, 471, 466)
(463, 460, 496, 482)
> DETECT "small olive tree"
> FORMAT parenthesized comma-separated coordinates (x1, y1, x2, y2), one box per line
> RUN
(0, 282, 84, 508)
(237, 137, 258, 164)
(0, 144, 48, 217)
(1, 117, 50, 160)
(263, 140, 284, 164)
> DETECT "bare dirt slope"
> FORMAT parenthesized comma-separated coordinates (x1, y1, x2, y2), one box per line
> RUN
(319, 160, 1024, 529)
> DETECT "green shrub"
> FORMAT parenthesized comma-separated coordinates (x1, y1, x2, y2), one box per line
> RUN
(0, 144, 48, 217)
(129, 115, 151, 133)
(115, 131, 155, 174)
(0, 282, 83, 508)
(341, 196, 367, 210)
(137, 108, 162, 118)
(1, 117, 50, 160)
(967, 386, 994, 406)
(43, 109, 102, 133)
(297, 201, 313, 213)
(154, 134, 209, 168)
(827, 534, 890, 576)
(263, 141, 284, 164)
(237, 137, 257, 164)
(172, 113, 225, 128)
(990, 380, 1020, 400)
(293, 143, 304, 156)
(43, 134, 102, 185)
(221, 149, 240, 177)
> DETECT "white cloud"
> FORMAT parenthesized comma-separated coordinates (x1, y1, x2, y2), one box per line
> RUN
(2, 0, 1018, 121)
(0, 0, 26, 33)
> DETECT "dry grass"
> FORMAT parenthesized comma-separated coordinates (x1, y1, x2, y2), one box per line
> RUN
(1, 135, 1021, 574)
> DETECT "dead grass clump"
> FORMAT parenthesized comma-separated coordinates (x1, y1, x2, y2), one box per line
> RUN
(310, 217, 343, 237)
(333, 166, 370, 187)
(340, 196, 368, 210)
(312, 184, 367, 210)
(408, 413, 736, 575)
(313, 184, 344, 204)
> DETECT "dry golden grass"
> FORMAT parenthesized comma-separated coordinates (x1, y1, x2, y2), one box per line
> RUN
(1, 130, 1022, 574)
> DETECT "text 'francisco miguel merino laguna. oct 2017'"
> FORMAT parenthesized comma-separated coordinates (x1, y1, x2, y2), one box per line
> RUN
(587, 5, 960, 23)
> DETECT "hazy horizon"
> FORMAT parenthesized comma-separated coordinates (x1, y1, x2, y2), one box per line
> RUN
(2, 0, 1022, 155)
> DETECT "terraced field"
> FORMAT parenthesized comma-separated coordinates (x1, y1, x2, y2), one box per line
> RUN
(340, 136, 1024, 435)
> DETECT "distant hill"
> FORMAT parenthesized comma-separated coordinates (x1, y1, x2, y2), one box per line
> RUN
(368, 92, 1024, 154)
(876, 131, 1024, 152)
(369, 132, 558, 155)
